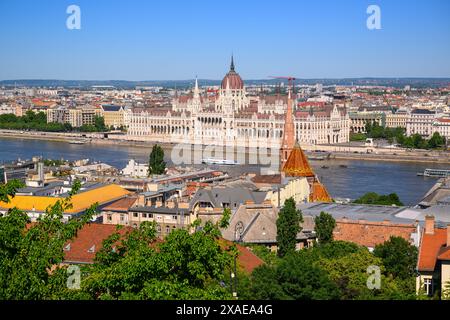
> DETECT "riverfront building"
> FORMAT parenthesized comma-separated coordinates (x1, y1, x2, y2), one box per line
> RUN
(126, 57, 350, 147)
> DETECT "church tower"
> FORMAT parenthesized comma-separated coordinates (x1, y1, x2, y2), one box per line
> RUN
(280, 89, 295, 170)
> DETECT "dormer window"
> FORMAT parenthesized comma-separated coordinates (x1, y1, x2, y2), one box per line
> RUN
(88, 245, 95, 253)
(64, 244, 71, 251)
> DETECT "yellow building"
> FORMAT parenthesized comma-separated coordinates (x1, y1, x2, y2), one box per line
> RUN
(0, 184, 131, 221)
(101, 104, 126, 129)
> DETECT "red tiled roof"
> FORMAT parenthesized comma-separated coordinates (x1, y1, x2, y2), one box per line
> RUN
(63, 224, 264, 272)
(236, 245, 264, 273)
(334, 219, 417, 249)
(251, 174, 282, 185)
(219, 239, 264, 273)
(418, 228, 448, 271)
(64, 224, 132, 264)
(438, 247, 450, 261)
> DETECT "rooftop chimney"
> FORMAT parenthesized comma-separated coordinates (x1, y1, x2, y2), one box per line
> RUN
(425, 215, 435, 235)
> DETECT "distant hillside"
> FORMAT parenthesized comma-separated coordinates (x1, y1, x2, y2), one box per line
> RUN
(1, 78, 449, 89)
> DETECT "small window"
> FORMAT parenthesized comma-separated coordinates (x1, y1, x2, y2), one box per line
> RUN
(166, 226, 170, 234)
(142, 213, 147, 218)
(424, 278, 433, 296)
(133, 212, 138, 218)
(172, 215, 178, 220)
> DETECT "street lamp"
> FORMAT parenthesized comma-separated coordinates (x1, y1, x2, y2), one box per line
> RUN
(231, 221, 244, 300)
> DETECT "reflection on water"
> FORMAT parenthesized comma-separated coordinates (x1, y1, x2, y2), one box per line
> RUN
(1, 137, 448, 206)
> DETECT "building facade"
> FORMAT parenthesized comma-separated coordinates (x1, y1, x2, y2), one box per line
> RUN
(406, 109, 440, 138)
(47, 106, 101, 128)
(101, 104, 126, 129)
(127, 58, 350, 147)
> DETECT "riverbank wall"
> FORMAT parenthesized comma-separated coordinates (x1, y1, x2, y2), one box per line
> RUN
(1, 129, 449, 164)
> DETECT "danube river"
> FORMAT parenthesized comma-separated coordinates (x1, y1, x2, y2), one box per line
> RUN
(1, 137, 449, 206)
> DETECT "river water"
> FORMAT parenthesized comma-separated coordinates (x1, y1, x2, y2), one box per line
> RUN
(1, 137, 448, 206)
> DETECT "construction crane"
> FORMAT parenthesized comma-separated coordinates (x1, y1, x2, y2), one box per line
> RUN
(268, 76, 297, 92)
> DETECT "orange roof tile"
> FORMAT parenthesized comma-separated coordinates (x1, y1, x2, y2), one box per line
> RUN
(282, 142, 315, 178)
(309, 181, 332, 203)
(418, 228, 447, 271)
(334, 219, 417, 248)
(64, 224, 132, 264)
(219, 239, 264, 274)
(438, 247, 450, 261)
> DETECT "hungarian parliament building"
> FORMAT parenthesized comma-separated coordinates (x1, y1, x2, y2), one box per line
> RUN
(127, 58, 350, 147)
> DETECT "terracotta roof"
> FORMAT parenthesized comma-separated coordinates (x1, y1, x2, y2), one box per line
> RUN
(418, 228, 448, 271)
(438, 247, 450, 260)
(219, 239, 264, 273)
(282, 142, 315, 178)
(334, 219, 417, 249)
(64, 224, 132, 264)
(251, 174, 282, 185)
(64, 226, 264, 272)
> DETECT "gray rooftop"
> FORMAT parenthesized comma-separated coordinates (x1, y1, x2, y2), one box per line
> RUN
(297, 202, 413, 224)
(190, 187, 267, 210)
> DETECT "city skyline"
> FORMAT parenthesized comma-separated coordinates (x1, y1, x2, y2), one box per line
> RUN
(1, 0, 450, 80)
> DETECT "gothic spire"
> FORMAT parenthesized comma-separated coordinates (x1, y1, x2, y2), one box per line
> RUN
(230, 54, 235, 72)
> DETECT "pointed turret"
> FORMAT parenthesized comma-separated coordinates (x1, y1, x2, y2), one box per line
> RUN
(193, 76, 200, 99)
(281, 140, 315, 178)
(280, 89, 296, 169)
(230, 54, 235, 72)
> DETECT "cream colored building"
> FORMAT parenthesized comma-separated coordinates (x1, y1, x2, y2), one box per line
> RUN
(259, 177, 310, 208)
(432, 118, 450, 140)
(127, 58, 350, 147)
(46, 106, 101, 128)
(406, 109, 441, 138)
(385, 110, 409, 128)
(349, 111, 384, 133)
(101, 104, 126, 129)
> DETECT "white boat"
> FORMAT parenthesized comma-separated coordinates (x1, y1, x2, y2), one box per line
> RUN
(69, 140, 86, 145)
(420, 168, 450, 178)
(201, 158, 239, 165)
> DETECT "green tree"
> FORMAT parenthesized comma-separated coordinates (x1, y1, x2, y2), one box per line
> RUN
(314, 211, 336, 245)
(353, 192, 404, 206)
(94, 116, 107, 132)
(276, 197, 303, 258)
(148, 144, 166, 175)
(249, 252, 340, 300)
(428, 132, 446, 149)
(373, 236, 418, 280)
(0, 180, 97, 299)
(314, 241, 416, 300)
(77, 220, 233, 300)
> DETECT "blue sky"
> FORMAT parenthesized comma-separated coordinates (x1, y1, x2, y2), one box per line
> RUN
(0, 0, 449, 80)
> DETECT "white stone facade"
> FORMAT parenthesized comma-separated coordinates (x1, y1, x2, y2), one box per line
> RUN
(127, 61, 350, 147)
